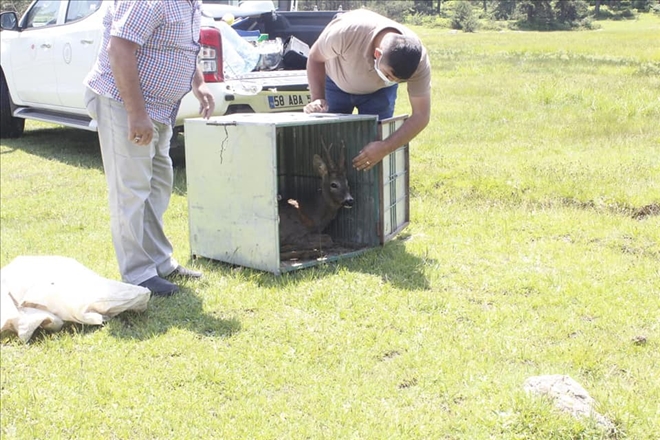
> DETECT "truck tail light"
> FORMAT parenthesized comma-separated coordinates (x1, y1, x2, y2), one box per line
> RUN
(199, 27, 223, 83)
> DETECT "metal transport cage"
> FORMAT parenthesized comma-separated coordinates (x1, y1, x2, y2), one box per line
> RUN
(184, 112, 409, 274)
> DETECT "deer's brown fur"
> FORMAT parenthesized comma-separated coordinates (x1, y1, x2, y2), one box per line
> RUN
(278, 140, 354, 257)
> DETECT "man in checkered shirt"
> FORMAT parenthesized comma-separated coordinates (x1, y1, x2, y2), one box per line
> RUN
(84, 1, 214, 297)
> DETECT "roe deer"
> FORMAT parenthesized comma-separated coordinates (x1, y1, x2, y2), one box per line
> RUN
(278, 140, 354, 256)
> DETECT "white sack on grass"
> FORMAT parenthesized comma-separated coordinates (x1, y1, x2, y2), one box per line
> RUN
(1, 284, 63, 341)
(1, 256, 150, 342)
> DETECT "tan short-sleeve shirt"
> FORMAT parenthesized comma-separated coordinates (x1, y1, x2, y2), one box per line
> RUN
(314, 9, 431, 97)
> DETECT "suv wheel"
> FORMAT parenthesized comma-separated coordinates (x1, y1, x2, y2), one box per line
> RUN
(0, 72, 25, 139)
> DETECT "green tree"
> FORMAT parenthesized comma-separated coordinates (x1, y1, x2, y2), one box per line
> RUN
(452, 0, 479, 31)
(594, 0, 602, 14)
(631, 0, 654, 11)
(494, 0, 518, 19)
(517, 0, 555, 26)
(364, 0, 414, 18)
(605, 0, 624, 9)
(413, 0, 435, 14)
(297, 0, 354, 11)
(0, 0, 31, 15)
(554, 0, 589, 22)
(472, 0, 498, 14)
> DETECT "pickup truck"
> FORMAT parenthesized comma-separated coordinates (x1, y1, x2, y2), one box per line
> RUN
(0, 0, 337, 159)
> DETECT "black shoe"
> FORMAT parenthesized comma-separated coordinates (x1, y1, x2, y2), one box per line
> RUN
(139, 276, 179, 297)
(166, 265, 202, 279)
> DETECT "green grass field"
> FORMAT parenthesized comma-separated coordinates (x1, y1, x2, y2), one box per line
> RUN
(1, 15, 659, 439)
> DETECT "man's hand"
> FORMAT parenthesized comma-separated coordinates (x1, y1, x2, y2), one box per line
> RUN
(191, 66, 215, 119)
(193, 82, 215, 119)
(353, 95, 431, 169)
(129, 114, 154, 145)
(304, 98, 329, 114)
(353, 140, 389, 172)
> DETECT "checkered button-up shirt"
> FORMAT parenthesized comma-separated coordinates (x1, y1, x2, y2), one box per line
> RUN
(85, 1, 202, 126)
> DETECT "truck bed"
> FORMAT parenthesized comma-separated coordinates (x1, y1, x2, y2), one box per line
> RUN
(229, 69, 308, 91)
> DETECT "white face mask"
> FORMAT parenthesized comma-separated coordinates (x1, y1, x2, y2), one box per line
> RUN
(374, 56, 397, 87)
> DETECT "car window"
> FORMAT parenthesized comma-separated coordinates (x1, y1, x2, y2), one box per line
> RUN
(65, 0, 103, 23)
(24, 0, 60, 28)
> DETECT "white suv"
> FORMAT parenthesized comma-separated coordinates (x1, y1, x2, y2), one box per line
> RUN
(0, 0, 314, 149)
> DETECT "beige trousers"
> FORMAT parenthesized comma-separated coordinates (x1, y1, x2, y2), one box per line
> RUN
(85, 88, 178, 284)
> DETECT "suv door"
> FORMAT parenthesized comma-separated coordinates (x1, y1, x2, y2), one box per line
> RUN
(9, 0, 64, 106)
(55, 0, 105, 111)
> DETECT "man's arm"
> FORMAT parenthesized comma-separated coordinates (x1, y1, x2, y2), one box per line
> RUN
(107, 36, 153, 145)
(191, 66, 215, 119)
(353, 94, 431, 171)
(304, 44, 329, 113)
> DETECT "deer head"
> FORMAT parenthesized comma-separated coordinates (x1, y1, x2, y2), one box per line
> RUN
(315, 139, 354, 210)
(278, 138, 355, 248)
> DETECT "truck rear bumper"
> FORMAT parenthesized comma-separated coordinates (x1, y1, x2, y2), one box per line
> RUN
(175, 70, 310, 126)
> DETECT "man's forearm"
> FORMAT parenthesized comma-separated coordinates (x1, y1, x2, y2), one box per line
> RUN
(192, 65, 205, 88)
(307, 59, 326, 101)
(381, 112, 429, 153)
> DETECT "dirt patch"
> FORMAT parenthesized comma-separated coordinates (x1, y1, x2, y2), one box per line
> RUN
(631, 203, 660, 220)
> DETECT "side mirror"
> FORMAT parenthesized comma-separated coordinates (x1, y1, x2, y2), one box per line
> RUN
(0, 11, 19, 31)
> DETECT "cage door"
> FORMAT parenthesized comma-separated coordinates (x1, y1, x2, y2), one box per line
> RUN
(185, 120, 281, 273)
(379, 116, 410, 243)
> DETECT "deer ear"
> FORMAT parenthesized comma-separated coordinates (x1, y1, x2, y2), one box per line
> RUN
(338, 144, 346, 171)
(313, 154, 328, 177)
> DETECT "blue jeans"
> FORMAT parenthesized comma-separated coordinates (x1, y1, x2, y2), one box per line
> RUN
(325, 76, 397, 120)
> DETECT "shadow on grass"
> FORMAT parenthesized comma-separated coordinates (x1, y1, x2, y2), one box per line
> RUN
(0, 126, 104, 171)
(0, 126, 188, 173)
(105, 288, 241, 341)
(340, 236, 433, 291)
(207, 234, 432, 291)
(0, 323, 105, 345)
(0, 288, 241, 345)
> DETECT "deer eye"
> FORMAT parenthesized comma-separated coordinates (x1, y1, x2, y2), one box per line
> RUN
(330, 182, 339, 189)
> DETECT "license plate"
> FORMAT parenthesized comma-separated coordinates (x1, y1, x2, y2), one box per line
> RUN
(268, 94, 311, 109)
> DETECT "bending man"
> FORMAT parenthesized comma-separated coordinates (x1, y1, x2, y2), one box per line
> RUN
(304, 9, 432, 171)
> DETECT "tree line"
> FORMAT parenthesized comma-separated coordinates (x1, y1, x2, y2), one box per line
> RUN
(298, 0, 658, 29)
(299, 0, 656, 16)
(2, 0, 658, 31)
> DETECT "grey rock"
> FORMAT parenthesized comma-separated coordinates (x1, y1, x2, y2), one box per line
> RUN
(523, 374, 615, 432)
